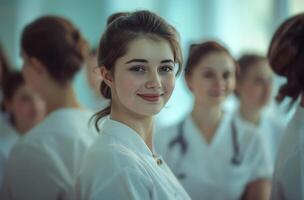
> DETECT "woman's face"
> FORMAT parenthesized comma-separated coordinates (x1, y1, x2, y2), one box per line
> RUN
(237, 60, 274, 110)
(186, 52, 236, 107)
(6, 84, 46, 132)
(107, 37, 176, 118)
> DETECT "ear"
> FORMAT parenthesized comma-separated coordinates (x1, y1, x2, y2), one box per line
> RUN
(30, 57, 47, 77)
(100, 66, 113, 88)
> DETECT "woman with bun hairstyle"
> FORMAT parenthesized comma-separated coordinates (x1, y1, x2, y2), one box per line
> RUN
(154, 41, 272, 200)
(0, 16, 97, 200)
(75, 11, 191, 200)
(268, 13, 304, 200)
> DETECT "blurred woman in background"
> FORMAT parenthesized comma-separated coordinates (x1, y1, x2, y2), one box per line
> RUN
(0, 16, 97, 200)
(0, 71, 45, 189)
(155, 41, 272, 200)
(235, 54, 284, 165)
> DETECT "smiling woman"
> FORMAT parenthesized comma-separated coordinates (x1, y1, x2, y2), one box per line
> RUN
(154, 41, 272, 200)
(75, 10, 191, 200)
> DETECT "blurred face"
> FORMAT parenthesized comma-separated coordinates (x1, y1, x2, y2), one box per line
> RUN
(237, 60, 274, 110)
(106, 37, 176, 118)
(6, 84, 46, 133)
(186, 52, 236, 107)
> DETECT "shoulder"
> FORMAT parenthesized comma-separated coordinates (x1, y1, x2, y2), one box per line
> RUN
(79, 135, 150, 182)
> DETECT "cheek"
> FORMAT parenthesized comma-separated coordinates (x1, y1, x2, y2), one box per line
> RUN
(12, 101, 30, 118)
(242, 82, 262, 99)
(163, 75, 175, 95)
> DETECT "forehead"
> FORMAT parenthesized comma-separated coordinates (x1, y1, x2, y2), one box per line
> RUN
(119, 37, 174, 62)
(196, 52, 235, 71)
(246, 60, 273, 76)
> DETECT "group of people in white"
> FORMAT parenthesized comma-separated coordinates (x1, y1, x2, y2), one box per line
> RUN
(0, 10, 303, 200)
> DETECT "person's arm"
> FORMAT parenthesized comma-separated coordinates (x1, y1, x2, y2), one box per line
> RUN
(242, 179, 271, 200)
(242, 133, 273, 200)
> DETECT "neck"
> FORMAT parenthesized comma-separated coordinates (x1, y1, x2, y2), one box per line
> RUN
(239, 103, 261, 125)
(110, 103, 154, 152)
(43, 83, 81, 114)
(191, 102, 222, 143)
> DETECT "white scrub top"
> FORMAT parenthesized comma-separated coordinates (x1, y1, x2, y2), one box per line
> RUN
(271, 105, 304, 200)
(0, 108, 97, 200)
(154, 111, 272, 200)
(0, 118, 19, 190)
(75, 117, 191, 200)
(234, 109, 284, 164)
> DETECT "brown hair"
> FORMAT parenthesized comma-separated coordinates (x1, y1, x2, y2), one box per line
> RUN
(185, 41, 238, 77)
(2, 71, 25, 112)
(106, 12, 130, 25)
(237, 54, 267, 80)
(93, 10, 183, 131)
(268, 13, 304, 103)
(0, 43, 12, 87)
(21, 16, 88, 84)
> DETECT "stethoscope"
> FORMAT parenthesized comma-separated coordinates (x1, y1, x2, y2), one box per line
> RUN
(166, 117, 242, 180)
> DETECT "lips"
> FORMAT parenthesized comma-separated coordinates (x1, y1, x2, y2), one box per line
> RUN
(137, 93, 164, 102)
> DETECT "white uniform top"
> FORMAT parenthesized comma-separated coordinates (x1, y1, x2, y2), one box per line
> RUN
(75, 117, 191, 200)
(0, 118, 19, 190)
(0, 108, 97, 200)
(271, 105, 304, 200)
(155, 111, 272, 200)
(234, 109, 284, 164)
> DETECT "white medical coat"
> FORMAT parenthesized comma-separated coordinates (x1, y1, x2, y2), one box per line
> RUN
(155, 112, 272, 200)
(0, 108, 97, 200)
(0, 118, 19, 190)
(75, 117, 191, 200)
(271, 105, 304, 200)
(234, 109, 284, 164)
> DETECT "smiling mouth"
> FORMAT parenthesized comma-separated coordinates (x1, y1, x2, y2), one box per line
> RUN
(209, 91, 225, 97)
(137, 93, 164, 102)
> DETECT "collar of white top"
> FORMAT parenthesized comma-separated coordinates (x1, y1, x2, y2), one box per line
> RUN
(101, 117, 155, 157)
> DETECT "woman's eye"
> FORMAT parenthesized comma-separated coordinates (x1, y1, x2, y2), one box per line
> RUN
(159, 66, 173, 73)
(223, 72, 231, 79)
(129, 66, 146, 72)
(203, 71, 214, 78)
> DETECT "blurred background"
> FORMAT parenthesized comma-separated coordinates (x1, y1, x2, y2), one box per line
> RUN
(1, 0, 303, 127)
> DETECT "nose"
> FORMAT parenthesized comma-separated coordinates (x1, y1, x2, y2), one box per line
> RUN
(145, 71, 162, 89)
(213, 76, 225, 89)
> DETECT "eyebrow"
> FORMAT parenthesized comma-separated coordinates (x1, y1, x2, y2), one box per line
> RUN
(125, 59, 174, 64)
